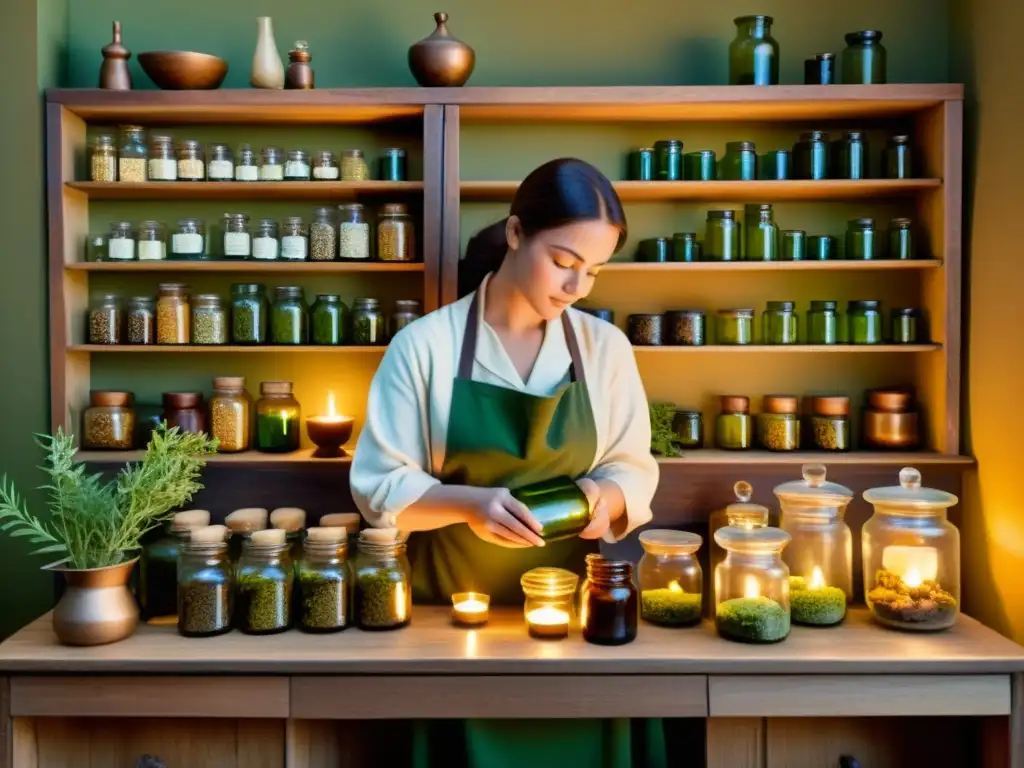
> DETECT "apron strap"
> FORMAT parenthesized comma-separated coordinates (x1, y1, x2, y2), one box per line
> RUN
(457, 291, 587, 386)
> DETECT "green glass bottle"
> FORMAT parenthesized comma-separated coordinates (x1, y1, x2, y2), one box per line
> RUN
(891, 308, 921, 344)
(888, 218, 916, 259)
(672, 232, 701, 262)
(807, 300, 839, 344)
(684, 150, 716, 181)
(716, 309, 754, 345)
(842, 30, 886, 84)
(729, 15, 779, 86)
(745, 204, 779, 261)
(270, 286, 308, 345)
(884, 135, 913, 179)
(654, 140, 683, 181)
(845, 218, 878, 260)
(636, 237, 671, 263)
(759, 150, 791, 180)
(781, 230, 806, 261)
(310, 294, 350, 345)
(833, 131, 869, 180)
(762, 301, 798, 345)
(716, 396, 752, 450)
(628, 148, 655, 181)
(720, 142, 757, 181)
(808, 235, 837, 261)
(705, 210, 741, 261)
(804, 53, 835, 84)
(847, 300, 883, 344)
(793, 131, 829, 180)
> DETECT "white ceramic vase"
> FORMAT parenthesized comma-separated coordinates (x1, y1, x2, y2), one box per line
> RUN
(251, 17, 285, 89)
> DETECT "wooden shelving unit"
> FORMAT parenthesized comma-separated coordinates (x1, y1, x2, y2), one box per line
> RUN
(67, 180, 424, 200)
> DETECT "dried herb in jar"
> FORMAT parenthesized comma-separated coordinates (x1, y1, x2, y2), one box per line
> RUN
(236, 570, 292, 634)
(299, 571, 348, 631)
(356, 570, 407, 629)
(178, 581, 231, 637)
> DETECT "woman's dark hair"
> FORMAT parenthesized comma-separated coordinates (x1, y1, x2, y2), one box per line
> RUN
(458, 158, 627, 298)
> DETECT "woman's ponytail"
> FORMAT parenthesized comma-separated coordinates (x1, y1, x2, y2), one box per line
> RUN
(458, 218, 509, 298)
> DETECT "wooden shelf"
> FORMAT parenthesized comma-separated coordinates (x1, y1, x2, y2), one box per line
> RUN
(67, 260, 424, 273)
(632, 344, 941, 353)
(601, 259, 941, 272)
(75, 448, 351, 465)
(68, 345, 388, 354)
(461, 179, 941, 202)
(67, 180, 424, 200)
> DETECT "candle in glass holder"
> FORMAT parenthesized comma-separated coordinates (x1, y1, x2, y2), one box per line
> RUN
(451, 592, 490, 626)
(526, 605, 570, 638)
(789, 565, 847, 626)
(306, 391, 354, 457)
(881, 545, 938, 587)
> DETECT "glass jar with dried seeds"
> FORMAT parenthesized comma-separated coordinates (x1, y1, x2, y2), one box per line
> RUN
(260, 146, 285, 181)
(176, 140, 205, 181)
(147, 135, 176, 181)
(231, 283, 269, 344)
(207, 143, 234, 181)
(809, 396, 851, 452)
(338, 204, 370, 260)
(235, 144, 259, 181)
(177, 535, 232, 637)
(312, 150, 339, 180)
(758, 395, 801, 452)
(341, 149, 369, 181)
(209, 376, 251, 452)
(223, 213, 252, 259)
(377, 203, 414, 261)
(191, 294, 228, 345)
(118, 125, 147, 182)
(90, 134, 117, 182)
(156, 283, 190, 344)
(82, 391, 136, 449)
(353, 530, 411, 630)
(297, 530, 350, 632)
(253, 219, 279, 261)
(664, 310, 706, 346)
(137, 221, 167, 261)
(88, 293, 123, 345)
(284, 149, 311, 181)
(127, 296, 155, 345)
(310, 207, 337, 261)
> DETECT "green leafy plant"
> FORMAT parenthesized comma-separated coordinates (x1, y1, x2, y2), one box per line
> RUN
(0, 425, 217, 569)
(649, 402, 681, 457)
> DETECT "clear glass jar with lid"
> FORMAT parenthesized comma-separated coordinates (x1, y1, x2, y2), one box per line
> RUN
(389, 299, 422, 339)
(311, 294, 350, 345)
(280, 217, 308, 261)
(708, 481, 770, 598)
(758, 394, 800, 451)
(521, 567, 578, 639)
(177, 531, 232, 637)
(338, 204, 371, 260)
(716, 308, 754, 345)
(141, 509, 210, 621)
(207, 143, 234, 181)
(236, 536, 293, 634)
(88, 293, 122, 344)
(763, 300, 798, 344)
(637, 530, 703, 627)
(176, 139, 205, 181)
(223, 213, 252, 258)
(580, 554, 638, 645)
(231, 283, 269, 344)
(235, 144, 259, 181)
(127, 296, 155, 344)
(137, 221, 167, 261)
(714, 524, 791, 643)
(90, 134, 117, 182)
(146, 135, 176, 181)
(260, 146, 284, 181)
(209, 376, 251, 452)
(774, 464, 853, 626)
(745, 204, 778, 261)
(705, 210, 741, 261)
(378, 203, 415, 261)
(270, 285, 308, 344)
(863, 467, 959, 631)
(807, 300, 839, 344)
(884, 135, 913, 180)
(312, 150, 339, 180)
(82, 390, 136, 449)
(118, 125, 147, 182)
(191, 294, 228, 345)
(310, 207, 337, 261)
(341, 149, 370, 181)
(170, 219, 206, 259)
(107, 221, 135, 261)
(284, 149, 311, 180)
(156, 282, 190, 344)
(716, 395, 751, 450)
(353, 529, 411, 630)
(353, 297, 385, 345)
(253, 218, 279, 261)
(297, 527, 350, 632)
(809, 395, 851, 451)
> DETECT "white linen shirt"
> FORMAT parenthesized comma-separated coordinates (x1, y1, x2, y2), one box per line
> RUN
(350, 276, 659, 543)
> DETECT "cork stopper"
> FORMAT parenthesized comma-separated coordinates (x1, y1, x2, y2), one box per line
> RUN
(191, 524, 229, 543)
(360, 527, 400, 543)
(250, 528, 287, 546)
(320, 512, 361, 535)
(306, 526, 345, 543)
(226, 507, 269, 533)
(270, 507, 306, 532)
(172, 509, 211, 531)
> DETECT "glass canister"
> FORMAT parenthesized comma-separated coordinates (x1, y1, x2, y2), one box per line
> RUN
(353, 297, 386, 345)
(177, 534, 232, 637)
(280, 217, 309, 261)
(714, 525, 791, 643)
(87, 234, 107, 263)
(842, 30, 887, 84)
(521, 567, 579, 639)
(793, 131, 829, 180)
(82, 390, 135, 449)
(720, 141, 757, 181)
(684, 150, 716, 181)
(664, 310, 705, 346)
(628, 148, 654, 181)
(231, 283, 269, 344)
(809, 395, 851, 452)
(311, 294, 350, 345)
(774, 464, 854, 626)
(156, 283, 190, 344)
(127, 296, 155, 345)
(884, 135, 913, 179)
(176, 139, 205, 181)
(107, 221, 135, 261)
(338, 203, 371, 260)
(848, 300, 883, 344)
(716, 308, 754, 345)
(807, 300, 839, 345)
(141, 509, 210, 621)
(380, 148, 408, 181)
(118, 124, 147, 182)
(709, 482, 770, 589)
(256, 380, 301, 452)
(353, 530, 412, 630)
(846, 218, 878, 260)
(390, 299, 422, 339)
(705, 210, 740, 261)
(745, 204, 778, 261)
(638, 530, 702, 627)
(271, 285, 308, 345)
(862, 467, 960, 631)
(889, 218, 916, 260)
(636, 237, 670, 263)
(833, 131, 869, 180)
(253, 218, 279, 261)
(863, 387, 920, 449)
(728, 15, 779, 86)
(88, 293, 122, 344)
(892, 308, 922, 344)
(808, 235, 837, 261)
(145, 135, 176, 181)
(378, 203, 415, 261)
(309, 207, 337, 261)
(223, 213, 252, 259)
(312, 150, 340, 180)
(763, 301, 798, 344)
(90, 134, 117, 182)
(170, 219, 206, 260)
(671, 409, 704, 450)
(208, 143, 234, 181)
(209, 376, 251, 452)
(580, 554, 638, 646)
(717, 395, 752, 450)
(236, 537, 293, 634)
(235, 144, 259, 181)
(191, 294, 228, 345)
(137, 221, 167, 261)
(341, 149, 370, 181)
(759, 150, 790, 181)
(654, 139, 683, 181)
(260, 146, 284, 181)
(627, 314, 663, 346)
(781, 230, 806, 261)
(671, 232, 701, 263)
(163, 392, 206, 435)
(284, 149, 311, 181)
(757, 394, 800, 451)
(297, 528, 350, 632)
(804, 52, 835, 84)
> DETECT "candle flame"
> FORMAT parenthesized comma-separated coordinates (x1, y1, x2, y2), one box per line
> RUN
(743, 575, 760, 599)
(903, 568, 923, 589)
(528, 606, 569, 626)
(395, 581, 407, 621)
(668, 580, 682, 593)
(326, 391, 337, 418)
(279, 410, 290, 435)
(810, 566, 826, 590)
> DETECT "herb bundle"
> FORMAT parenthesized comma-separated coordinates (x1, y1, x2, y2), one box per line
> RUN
(649, 402, 681, 457)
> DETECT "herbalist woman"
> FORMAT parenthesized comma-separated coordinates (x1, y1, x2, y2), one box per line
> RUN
(351, 159, 661, 768)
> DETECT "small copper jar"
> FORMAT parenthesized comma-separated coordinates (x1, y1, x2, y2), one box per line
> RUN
(863, 387, 919, 449)
(163, 392, 207, 436)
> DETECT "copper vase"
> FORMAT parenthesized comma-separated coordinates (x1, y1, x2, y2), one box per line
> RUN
(408, 12, 475, 87)
(46, 559, 140, 646)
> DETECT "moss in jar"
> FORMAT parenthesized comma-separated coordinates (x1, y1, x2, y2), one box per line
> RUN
(299, 571, 348, 631)
(89, 310, 121, 344)
(356, 569, 409, 629)
(641, 588, 702, 626)
(867, 569, 957, 629)
(788, 576, 847, 626)
(236, 570, 292, 634)
(353, 314, 384, 345)
(178, 581, 231, 637)
(716, 596, 790, 643)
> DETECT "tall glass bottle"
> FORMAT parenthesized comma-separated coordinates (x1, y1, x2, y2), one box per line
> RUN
(745, 204, 778, 261)
(729, 15, 779, 86)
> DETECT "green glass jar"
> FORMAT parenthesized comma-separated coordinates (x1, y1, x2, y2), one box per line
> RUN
(230, 283, 269, 344)
(717, 396, 752, 450)
(809, 396, 851, 452)
(888, 218, 916, 259)
(672, 232, 701, 262)
(672, 410, 704, 450)
(793, 131, 829, 180)
(729, 15, 779, 86)
(353, 297, 386, 346)
(846, 218, 878, 260)
(884, 135, 913, 179)
(781, 230, 806, 261)
(763, 301, 798, 345)
(629, 148, 655, 181)
(847, 300, 883, 344)
(891, 308, 921, 344)
(637, 237, 671, 263)
(808, 235, 837, 261)
(664, 310, 706, 346)
(842, 30, 886, 84)
(804, 53, 835, 84)
(757, 395, 800, 452)
(833, 131, 869, 180)
(745, 204, 779, 261)
(807, 300, 839, 345)
(759, 150, 790, 180)
(716, 308, 754, 345)
(255, 381, 301, 452)
(236, 538, 293, 635)
(720, 142, 757, 181)
(379, 148, 407, 182)
(684, 150, 716, 181)
(705, 210, 741, 261)
(311, 294, 350, 345)
(654, 140, 683, 181)
(270, 286, 308, 345)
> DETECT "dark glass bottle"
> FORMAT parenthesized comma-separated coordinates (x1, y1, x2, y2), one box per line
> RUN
(628, 148, 655, 181)
(884, 135, 913, 179)
(804, 53, 835, 84)
(637, 237, 671, 263)
(672, 232, 701, 262)
(759, 150, 790, 180)
(684, 150, 716, 181)
(781, 230, 806, 261)
(745, 204, 778, 261)
(842, 30, 886, 84)
(793, 131, 829, 180)
(848, 300, 884, 344)
(809, 235, 837, 261)
(654, 140, 683, 181)
(729, 15, 779, 86)
(163, 392, 206, 435)
(581, 554, 638, 646)
(833, 131, 869, 180)
(270, 286, 308, 345)
(720, 142, 757, 181)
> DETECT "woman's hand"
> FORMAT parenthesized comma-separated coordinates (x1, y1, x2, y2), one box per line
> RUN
(577, 478, 611, 540)
(462, 487, 546, 548)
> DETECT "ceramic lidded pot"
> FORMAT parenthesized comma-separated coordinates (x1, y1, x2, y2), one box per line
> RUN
(408, 12, 476, 87)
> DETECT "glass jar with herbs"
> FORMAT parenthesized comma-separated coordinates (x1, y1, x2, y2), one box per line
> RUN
(209, 376, 251, 452)
(705, 210, 740, 261)
(223, 213, 252, 259)
(118, 125, 147, 182)
(271, 286, 308, 344)
(390, 299, 422, 339)
(127, 296, 155, 345)
(309, 207, 337, 261)
(628, 314, 663, 346)
(90, 134, 117, 182)
(892, 308, 922, 344)
(253, 218, 279, 261)
(88, 293, 122, 345)
(809, 396, 851, 452)
(758, 395, 800, 451)
(82, 391, 135, 449)
(312, 150, 339, 180)
(353, 297, 386, 345)
(207, 143, 233, 181)
(338, 203, 371, 260)
(379, 148, 407, 181)
(191, 294, 228, 345)
(717, 395, 752, 450)
(170, 219, 206, 260)
(763, 301, 798, 345)
(720, 141, 757, 181)
(176, 140, 205, 181)
(141, 509, 211, 621)
(745, 204, 778, 261)
(664, 310, 705, 346)
(146, 136, 175, 181)
(638, 530, 703, 627)
(842, 30, 886, 84)
(889, 218, 916, 259)
(672, 232, 701, 263)
(714, 525, 792, 643)
(280, 217, 308, 261)
(580, 554, 638, 646)
(236, 534, 293, 634)
(256, 380, 301, 452)
(137, 221, 167, 261)
(260, 146, 284, 181)
(353, 530, 412, 630)
(832, 131, 869, 180)
(793, 131, 829, 180)
(807, 300, 839, 345)
(847, 300, 883, 344)
(884, 135, 913, 179)
(156, 283, 190, 344)
(341, 149, 370, 181)
(231, 283, 269, 344)
(846, 218, 878, 260)
(236, 144, 258, 181)
(716, 308, 754, 345)
(654, 139, 683, 181)
(107, 221, 135, 261)
(728, 15, 779, 86)
(672, 409, 704, 450)
(177, 531, 232, 638)
(311, 294, 350, 345)
(163, 392, 206, 435)
(378, 203, 415, 261)
(284, 149, 311, 180)
(297, 528, 350, 633)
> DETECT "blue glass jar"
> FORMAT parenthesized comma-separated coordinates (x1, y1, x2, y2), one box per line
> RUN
(759, 150, 791, 180)
(884, 135, 913, 179)
(654, 140, 683, 181)
(833, 131, 869, 180)
(794, 131, 829, 180)
(804, 53, 835, 84)
(720, 142, 757, 181)
(808, 235, 837, 261)
(629, 148, 654, 181)
(684, 150, 716, 181)
(672, 232, 701, 263)
(888, 218, 916, 260)
(842, 30, 886, 84)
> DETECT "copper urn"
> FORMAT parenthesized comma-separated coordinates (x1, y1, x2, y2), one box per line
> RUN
(408, 12, 475, 87)
(47, 558, 140, 646)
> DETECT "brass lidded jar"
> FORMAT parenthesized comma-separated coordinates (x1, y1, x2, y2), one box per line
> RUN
(757, 394, 800, 452)
(716, 395, 752, 450)
(809, 395, 851, 452)
(863, 387, 920, 449)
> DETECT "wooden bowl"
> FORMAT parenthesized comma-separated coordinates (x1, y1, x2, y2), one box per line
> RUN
(139, 51, 228, 90)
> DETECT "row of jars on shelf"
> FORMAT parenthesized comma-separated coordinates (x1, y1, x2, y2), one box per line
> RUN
(90, 126, 408, 183)
(94, 203, 415, 263)
(616, 300, 924, 346)
(628, 133, 911, 182)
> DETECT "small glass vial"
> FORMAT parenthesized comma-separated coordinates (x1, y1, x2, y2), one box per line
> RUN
(846, 218, 878, 260)
(729, 15, 779, 85)
(892, 308, 922, 344)
(90, 134, 117, 182)
(809, 396, 851, 452)
(191, 294, 228, 346)
(137, 221, 167, 261)
(833, 131, 869, 180)
(223, 213, 252, 258)
(87, 234, 107, 263)
(127, 296, 155, 345)
(720, 141, 757, 181)
(280, 217, 309, 261)
(256, 381, 302, 452)
(284, 149, 311, 181)
(628, 147, 655, 181)
(842, 30, 886, 84)
(235, 144, 259, 181)
(118, 125, 147, 182)
(145, 135, 176, 181)
(684, 150, 716, 181)
(664, 310, 705, 346)
(237, 536, 293, 635)
(260, 146, 284, 181)
(705, 210, 740, 261)
(793, 131, 829, 180)
(716, 308, 754, 345)
(353, 529, 412, 630)
(781, 230, 806, 261)
(672, 232, 701, 263)
(338, 203, 371, 260)
(253, 218, 280, 261)
(170, 219, 206, 259)
(311, 294, 350, 345)
(341, 149, 369, 181)
(889, 218, 916, 260)
(763, 300, 798, 345)
(807, 300, 839, 344)
(745, 204, 779, 261)
(176, 140, 205, 181)
(298, 529, 350, 632)
(758, 394, 800, 451)
(884, 135, 913, 179)
(313, 150, 340, 180)
(310, 207, 337, 261)
(848, 300, 883, 344)
(627, 314, 663, 346)
(717, 395, 752, 450)
(654, 139, 683, 181)
(389, 299, 422, 339)
(580, 554, 638, 646)
(271, 286, 308, 345)
(82, 391, 135, 449)
(88, 293, 122, 344)
(379, 148, 407, 181)
(672, 409, 704, 450)
(156, 283, 190, 345)
(177, 534, 232, 638)
(714, 525, 792, 643)
(378, 203, 415, 262)
(207, 143, 234, 181)
(231, 283, 269, 345)
(638, 530, 703, 627)
(209, 375, 251, 452)
(521, 567, 578, 639)
(107, 221, 135, 261)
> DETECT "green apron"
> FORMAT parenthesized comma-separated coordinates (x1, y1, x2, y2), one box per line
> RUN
(406, 293, 669, 768)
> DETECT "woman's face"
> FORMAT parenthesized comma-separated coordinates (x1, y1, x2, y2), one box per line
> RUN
(506, 216, 620, 321)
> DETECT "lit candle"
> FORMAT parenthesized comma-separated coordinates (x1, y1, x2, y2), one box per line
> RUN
(743, 574, 761, 599)
(526, 605, 570, 639)
(306, 391, 355, 457)
(394, 581, 407, 622)
(882, 545, 938, 587)
(790, 566, 847, 626)
(452, 592, 490, 626)
(808, 566, 826, 590)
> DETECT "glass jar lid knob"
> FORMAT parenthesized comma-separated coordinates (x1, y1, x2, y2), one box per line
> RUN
(734, 480, 753, 502)
(803, 464, 827, 487)
(900, 467, 922, 489)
